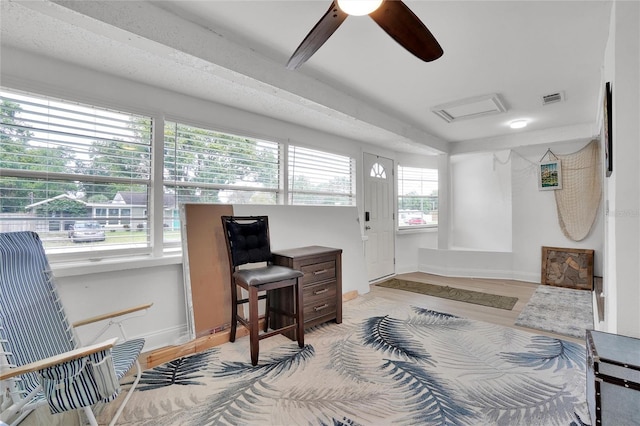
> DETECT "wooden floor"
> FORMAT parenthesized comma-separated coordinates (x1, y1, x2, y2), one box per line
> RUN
(373, 272, 583, 345)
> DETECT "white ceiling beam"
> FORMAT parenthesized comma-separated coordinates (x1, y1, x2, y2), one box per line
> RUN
(24, 0, 448, 154)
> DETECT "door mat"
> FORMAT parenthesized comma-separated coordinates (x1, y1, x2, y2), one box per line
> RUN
(375, 278, 518, 310)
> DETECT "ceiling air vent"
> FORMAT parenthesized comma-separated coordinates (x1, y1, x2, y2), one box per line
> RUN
(432, 93, 507, 123)
(542, 91, 565, 105)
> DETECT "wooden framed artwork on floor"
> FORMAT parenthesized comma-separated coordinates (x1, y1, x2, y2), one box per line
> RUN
(541, 246, 594, 291)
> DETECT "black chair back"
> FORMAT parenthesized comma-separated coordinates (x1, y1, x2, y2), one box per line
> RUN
(221, 216, 272, 267)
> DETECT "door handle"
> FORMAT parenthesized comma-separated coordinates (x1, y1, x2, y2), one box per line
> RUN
(365, 226, 371, 230)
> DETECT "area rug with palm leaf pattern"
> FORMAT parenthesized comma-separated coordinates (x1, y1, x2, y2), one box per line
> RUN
(97, 294, 590, 426)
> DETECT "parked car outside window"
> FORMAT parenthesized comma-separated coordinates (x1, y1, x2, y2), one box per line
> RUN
(68, 221, 106, 243)
(398, 210, 428, 227)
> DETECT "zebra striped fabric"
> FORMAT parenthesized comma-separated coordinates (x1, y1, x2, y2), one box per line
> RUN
(0, 231, 144, 414)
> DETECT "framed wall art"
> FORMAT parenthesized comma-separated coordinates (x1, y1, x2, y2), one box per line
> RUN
(541, 246, 594, 290)
(604, 81, 613, 177)
(538, 160, 562, 190)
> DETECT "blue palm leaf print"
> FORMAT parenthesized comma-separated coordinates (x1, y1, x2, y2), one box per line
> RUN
(362, 315, 431, 362)
(193, 347, 315, 424)
(382, 359, 473, 425)
(464, 375, 582, 425)
(500, 335, 586, 371)
(193, 379, 276, 425)
(412, 306, 460, 319)
(131, 349, 215, 391)
(212, 344, 315, 378)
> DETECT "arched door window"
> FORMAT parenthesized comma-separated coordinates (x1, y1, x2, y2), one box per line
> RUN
(370, 162, 387, 179)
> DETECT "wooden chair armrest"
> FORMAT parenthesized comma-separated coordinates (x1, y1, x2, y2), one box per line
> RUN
(0, 337, 118, 381)
(72, 302, 153, 328)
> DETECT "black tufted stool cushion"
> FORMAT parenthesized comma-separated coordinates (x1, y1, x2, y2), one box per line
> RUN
(226, 218, 272, 266)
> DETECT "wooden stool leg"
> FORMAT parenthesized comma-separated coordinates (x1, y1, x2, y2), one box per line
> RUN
(295, 280, 304, 348)
(264, 291, 270, 333)
(249, 286, 260, 366)
(230, 283, 238, 343)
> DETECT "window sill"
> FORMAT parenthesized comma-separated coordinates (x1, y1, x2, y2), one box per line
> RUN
(51, 253, 183, 277)
(396, 226, 438, 235)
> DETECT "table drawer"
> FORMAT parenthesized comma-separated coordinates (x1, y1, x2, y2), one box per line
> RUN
(300, 260, 335, 285)
(304, 298, 337, 322)
(304, 281, 337, 305)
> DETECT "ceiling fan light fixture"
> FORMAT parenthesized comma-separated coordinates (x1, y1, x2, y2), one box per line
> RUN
(337, 0, 383, 16)
(509, 119, 528, 129)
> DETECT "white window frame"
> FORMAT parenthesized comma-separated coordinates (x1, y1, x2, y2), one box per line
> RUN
(397, 165, 438, 230)
(0, 88, 153, 262)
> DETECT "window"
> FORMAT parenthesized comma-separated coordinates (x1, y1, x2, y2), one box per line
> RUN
(0, 87, 358, 258)
(163, 121, 280, 244)
(397, 165, 438, 228)
(0, 89, 152, 256)
(288, 145, 355, 205)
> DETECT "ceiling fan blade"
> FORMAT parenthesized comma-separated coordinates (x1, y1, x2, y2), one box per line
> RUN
(286, 2, 348, 70)
(369, 0, 443, 62)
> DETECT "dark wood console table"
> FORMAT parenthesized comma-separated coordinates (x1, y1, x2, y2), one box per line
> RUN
(271, 246, 342, 337)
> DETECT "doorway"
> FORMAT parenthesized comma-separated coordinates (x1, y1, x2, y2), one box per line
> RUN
(363, 153, 395, 281)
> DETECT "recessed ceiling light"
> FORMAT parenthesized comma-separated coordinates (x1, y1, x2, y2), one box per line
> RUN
(509, 120, 528, 129)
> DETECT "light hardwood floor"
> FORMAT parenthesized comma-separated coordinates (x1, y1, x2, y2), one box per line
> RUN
(372, 272, 583, 345)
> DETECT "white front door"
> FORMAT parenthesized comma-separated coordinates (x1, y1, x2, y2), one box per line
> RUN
(363, 153, 395, 281)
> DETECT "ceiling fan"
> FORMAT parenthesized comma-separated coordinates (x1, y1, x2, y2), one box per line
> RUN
(286, 0, 443, 70)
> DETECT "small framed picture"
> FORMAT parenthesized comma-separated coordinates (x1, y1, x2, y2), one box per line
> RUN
(538, 160, 562, 190)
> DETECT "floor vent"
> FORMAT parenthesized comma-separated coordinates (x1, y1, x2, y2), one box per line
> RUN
(542, 92, 565, 105)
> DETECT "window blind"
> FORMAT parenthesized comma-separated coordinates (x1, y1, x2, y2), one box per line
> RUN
(0, 89, 152, 253)
(288, 145, 355, 205)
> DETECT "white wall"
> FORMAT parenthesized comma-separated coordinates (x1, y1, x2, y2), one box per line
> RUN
(395, 230, 438, 274)
(233, 205, 369, 296)
(602, 0, 640, 338)
(56, 262, 187, 352)
(450, 151, 512, 251)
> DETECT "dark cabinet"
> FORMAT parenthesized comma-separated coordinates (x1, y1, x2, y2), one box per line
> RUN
(271, 246, 342, 336)
(586, 330, 640, 425)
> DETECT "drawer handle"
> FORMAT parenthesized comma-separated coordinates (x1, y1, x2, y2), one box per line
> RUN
(313, 288, 329, 295)
(313, 269, 328, 275)
(314, 303, 329, 311)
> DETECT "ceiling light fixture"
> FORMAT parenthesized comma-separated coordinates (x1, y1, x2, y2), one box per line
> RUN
(509, 120, 528, 129)
(337, 0, 383, 16)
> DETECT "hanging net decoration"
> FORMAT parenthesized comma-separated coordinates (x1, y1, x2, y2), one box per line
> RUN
(554, 139, 602, 241)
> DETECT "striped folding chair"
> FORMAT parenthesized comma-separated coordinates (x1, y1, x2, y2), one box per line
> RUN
(0, 231, 150, 425)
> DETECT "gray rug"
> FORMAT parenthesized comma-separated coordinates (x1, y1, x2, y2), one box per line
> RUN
(515, 285, 594, 339)
(97, 293, 589, 425)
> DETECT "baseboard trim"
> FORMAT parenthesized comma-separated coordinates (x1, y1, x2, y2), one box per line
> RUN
(143, 323, 255, 369)
(419, 264, 539, 283)
(343, 290, 359, 302)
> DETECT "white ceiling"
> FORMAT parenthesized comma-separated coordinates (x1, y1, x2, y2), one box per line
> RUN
(0, 0, 612, 155)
